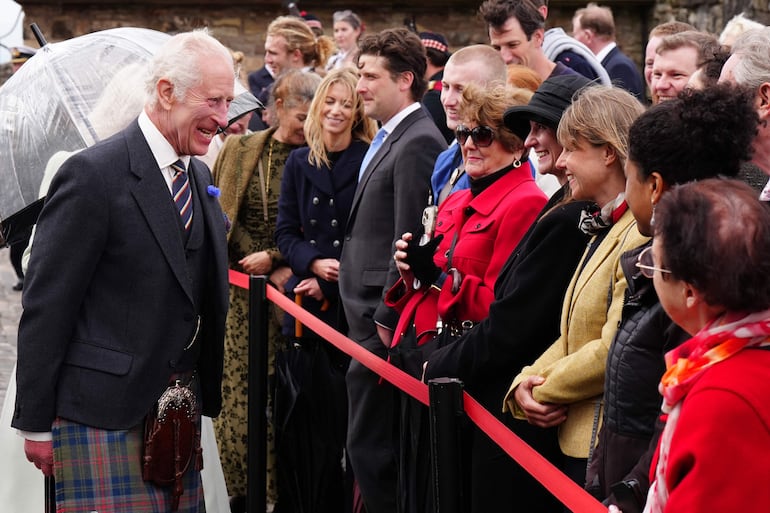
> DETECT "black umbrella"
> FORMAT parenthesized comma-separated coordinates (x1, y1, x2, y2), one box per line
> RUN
(273, 298, 349, 513)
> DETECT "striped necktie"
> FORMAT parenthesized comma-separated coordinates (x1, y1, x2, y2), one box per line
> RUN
(171, 160, 193, 231)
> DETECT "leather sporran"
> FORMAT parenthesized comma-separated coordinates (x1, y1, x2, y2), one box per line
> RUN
(142, 380, 203, 511)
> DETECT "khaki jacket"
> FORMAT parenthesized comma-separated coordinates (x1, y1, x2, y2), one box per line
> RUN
(505, 208, 649, 457)
(211, 128, 276, 243)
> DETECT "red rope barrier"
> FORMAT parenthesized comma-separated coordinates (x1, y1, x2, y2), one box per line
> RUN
(228, 269, 606, 513)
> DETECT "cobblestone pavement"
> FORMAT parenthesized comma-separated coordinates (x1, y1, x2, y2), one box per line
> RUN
(0, 247, 22, 404)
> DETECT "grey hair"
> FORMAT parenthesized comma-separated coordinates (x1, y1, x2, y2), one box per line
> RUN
(719, 13, 765, 46)
(266, 69, 321, 126)
(145, 29, 234, 108)
(729, 27, 770, 92)
(333, 10, 362, 30)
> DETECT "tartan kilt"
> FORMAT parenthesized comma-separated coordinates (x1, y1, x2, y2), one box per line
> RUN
(52, 418, 205, 513)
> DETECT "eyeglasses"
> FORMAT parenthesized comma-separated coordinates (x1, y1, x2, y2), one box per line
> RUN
(455, 125, 495, 148)
(635, 246, 672, 279)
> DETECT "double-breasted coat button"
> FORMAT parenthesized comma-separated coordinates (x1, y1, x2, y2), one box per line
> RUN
(312, 197, 320, 205)
(331, 219, 339, 227)
(310, 240, 317, 246)
(329, 198, 334, 207)
(333, 240, 340, 248)
(310, 219, 318, 226)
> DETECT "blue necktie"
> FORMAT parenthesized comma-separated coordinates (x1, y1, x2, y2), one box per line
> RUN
(358, 128, 387, 181)
(171, 160, 193, 231)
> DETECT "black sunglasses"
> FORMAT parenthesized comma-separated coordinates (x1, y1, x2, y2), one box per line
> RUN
(455, 124, 495, 148)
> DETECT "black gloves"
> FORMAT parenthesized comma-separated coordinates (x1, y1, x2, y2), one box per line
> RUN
(404, 233, 444, 286)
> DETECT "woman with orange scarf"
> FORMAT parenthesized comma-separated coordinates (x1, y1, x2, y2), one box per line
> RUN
(635, 179, 770, 512)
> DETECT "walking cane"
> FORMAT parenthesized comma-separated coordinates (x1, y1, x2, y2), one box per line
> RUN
(45, 475, 55, 513)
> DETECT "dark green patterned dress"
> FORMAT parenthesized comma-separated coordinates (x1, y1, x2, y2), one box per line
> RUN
(214, 136, 299, 502)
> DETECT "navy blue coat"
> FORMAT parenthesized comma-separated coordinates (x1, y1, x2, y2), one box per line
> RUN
(602, 46, 644, 100)
(275, 140, 368, 336)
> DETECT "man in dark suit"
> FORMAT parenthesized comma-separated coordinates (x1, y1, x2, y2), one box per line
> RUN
(572, 3, 644, 98)
(247, 63, 273, 131)
(14, 30, 232, 512)
(338, 27, 446, 513)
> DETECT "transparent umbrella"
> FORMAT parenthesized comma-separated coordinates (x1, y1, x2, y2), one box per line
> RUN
(0, 26, 261, 244)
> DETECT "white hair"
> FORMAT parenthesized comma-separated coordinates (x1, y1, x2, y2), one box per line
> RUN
(720, 13, 765, 46)
(729, 26, 770, 91)
(145, 29, 234, 108)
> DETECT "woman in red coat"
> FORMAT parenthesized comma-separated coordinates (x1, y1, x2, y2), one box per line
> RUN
(388, 83, 546, 351)
(386, 82, 547, 513)
(630, 179, 770, 513)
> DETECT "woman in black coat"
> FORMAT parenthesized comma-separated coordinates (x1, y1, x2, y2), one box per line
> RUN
(274, 68, 376, 513)
(421, 75, 595, 513)
(276, 67, 376, 339)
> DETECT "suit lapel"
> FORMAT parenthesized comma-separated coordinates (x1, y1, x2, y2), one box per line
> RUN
(190, 157, 228, 283)
(126, 123, 194, 303)
(601, 47, 618, 67)
(349, 109, 425, 222)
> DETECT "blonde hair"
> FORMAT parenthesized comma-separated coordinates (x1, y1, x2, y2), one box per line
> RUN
(304, 68, 377, 168)
(267, 16, 335, 69)
(458, 83, 532, 153)
(557, 86, 644, 169)
(447, 45, 507, 84)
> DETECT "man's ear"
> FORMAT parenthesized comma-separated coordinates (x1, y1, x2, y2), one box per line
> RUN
(532, 28, 545, 48)
(757, 82, 770, 121)
(291, 48, 303, 66)
(156, 78, 175, 110)
(398, 70, 414, 93)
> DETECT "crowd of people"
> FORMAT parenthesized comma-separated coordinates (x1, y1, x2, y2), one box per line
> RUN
(6, 1, 770, 513)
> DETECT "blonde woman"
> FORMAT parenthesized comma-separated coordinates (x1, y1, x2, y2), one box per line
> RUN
(505, 86, 647, 487)
(273, 67, 375, 512)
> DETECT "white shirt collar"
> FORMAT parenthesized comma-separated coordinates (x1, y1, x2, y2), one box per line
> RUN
(380, 102, 422, 138)
(137, 110, 190, 170)
(595, 41, 617, 63)
(760, 178, 770, 201)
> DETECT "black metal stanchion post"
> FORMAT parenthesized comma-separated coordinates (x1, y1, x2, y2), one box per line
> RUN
(247, 275, 269, 513)
(428, 377, 465, 513)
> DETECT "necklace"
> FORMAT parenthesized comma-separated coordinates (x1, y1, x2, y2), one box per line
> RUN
(257, 137, 276, 223)
(265, 137, 275, 197)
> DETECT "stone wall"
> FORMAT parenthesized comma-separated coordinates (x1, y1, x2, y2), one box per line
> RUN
(14, 0, 770, 79)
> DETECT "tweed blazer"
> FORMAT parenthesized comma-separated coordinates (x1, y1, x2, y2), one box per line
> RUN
(211, 127, 277, 244)
(505, 208, 649, 457)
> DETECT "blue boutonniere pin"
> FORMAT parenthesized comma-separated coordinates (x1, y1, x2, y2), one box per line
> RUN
(207, 185, 221, 198)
